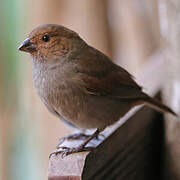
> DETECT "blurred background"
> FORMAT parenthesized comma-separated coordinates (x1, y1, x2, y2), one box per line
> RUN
(0, 0, 178, 180)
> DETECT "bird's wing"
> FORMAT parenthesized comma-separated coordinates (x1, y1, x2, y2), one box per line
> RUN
(73, 46, 144, 99)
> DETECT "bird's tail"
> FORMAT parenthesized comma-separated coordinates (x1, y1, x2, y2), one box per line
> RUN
(142, 93, 177, 116)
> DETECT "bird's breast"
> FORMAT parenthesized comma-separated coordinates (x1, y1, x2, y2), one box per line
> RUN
(32, 65, 86, 123)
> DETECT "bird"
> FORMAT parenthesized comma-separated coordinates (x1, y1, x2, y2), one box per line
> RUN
(18, 24, 176, 156)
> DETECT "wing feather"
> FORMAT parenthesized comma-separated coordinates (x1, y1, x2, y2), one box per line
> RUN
(73, 46, 143, 99)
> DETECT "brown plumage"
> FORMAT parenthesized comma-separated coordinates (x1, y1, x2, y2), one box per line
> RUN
(19, 24, 176, 156)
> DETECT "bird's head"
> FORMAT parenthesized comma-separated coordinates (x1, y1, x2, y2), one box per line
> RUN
(19, 24, 85, 63)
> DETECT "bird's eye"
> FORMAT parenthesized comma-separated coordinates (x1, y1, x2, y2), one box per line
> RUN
(42, 35, 50, 42)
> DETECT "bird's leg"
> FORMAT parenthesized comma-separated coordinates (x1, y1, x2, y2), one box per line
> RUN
(57, 132, 92, 148)
(50, 129, 100, 158)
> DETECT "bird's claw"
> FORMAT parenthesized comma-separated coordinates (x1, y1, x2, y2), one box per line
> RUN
(56, 133, 92, 148)
(57, 132, 105, 148)
(49, 146, 95, 159)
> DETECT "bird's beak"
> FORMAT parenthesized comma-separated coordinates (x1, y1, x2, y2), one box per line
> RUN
(18, 38, 37, 53)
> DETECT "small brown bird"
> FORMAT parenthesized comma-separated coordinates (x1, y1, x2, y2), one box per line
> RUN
(19, 24, 176, 156)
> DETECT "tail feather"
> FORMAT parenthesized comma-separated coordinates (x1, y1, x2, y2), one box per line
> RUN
(143, 95, 177, 116)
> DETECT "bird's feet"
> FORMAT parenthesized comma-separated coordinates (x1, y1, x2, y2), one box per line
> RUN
(57, 133, 91, 148)
(49, 145, 95, 158)
(50, 129, 100, 158)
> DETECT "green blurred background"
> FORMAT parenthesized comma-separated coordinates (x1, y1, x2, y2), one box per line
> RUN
(0, 0, 162, 179)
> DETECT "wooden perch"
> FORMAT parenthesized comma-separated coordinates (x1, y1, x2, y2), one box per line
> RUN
(48, 55, 167, 180)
